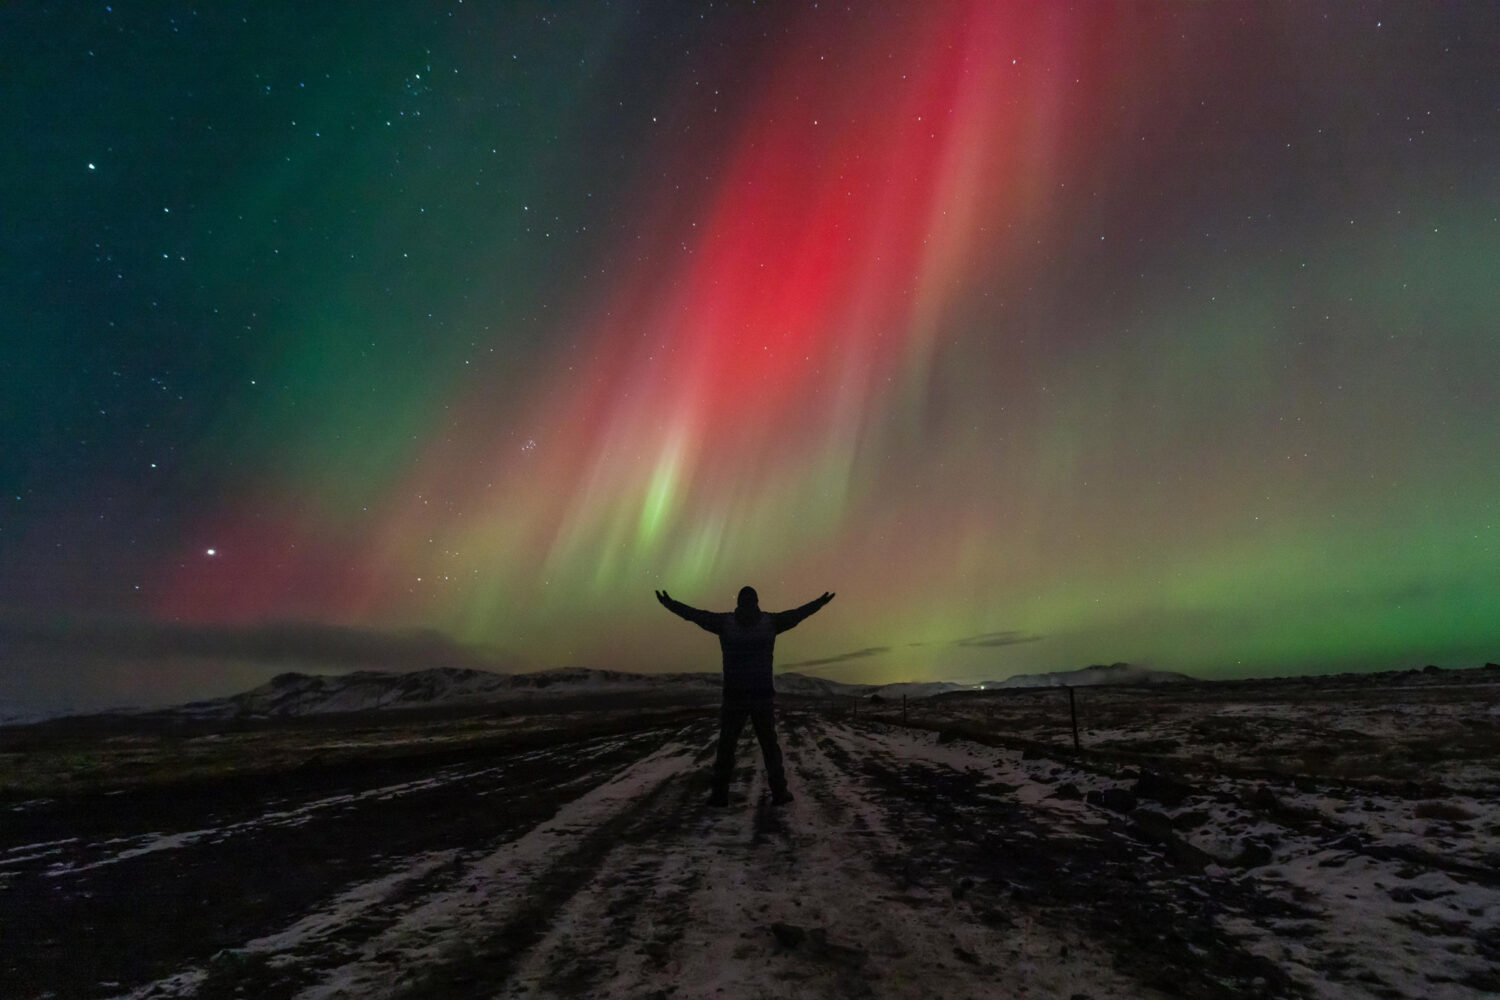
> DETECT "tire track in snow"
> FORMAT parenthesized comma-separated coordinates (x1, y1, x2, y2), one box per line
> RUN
(24, 712, 1348, 999)
(303, 732, 709, 1000)
(817, 718, 1310, 999)
(489, 711, 1146, 1000)
(63, 723, 710, 1000)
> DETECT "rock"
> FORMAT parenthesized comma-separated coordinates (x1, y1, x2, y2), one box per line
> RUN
(1130, 807, 1176, 840)
(1231, 841, 1274, 868)
(1162, 836, 1213, 873)
(1423, 664, 1445, 674)
(770, 923, 867, 966)
(953, 944, 980, 964)
(952, 877, 975, 901)
(1050, 782, 1083, 801)
(936, 728, 961, 744)
(805, 927, 868, 967)
(1125, 807, 1212, 871)
(1244, 784, 1282, 811)
(1133, 769, 1195, 807)
(1086, 787, 1138, 813)
(1243, 783, 1320, 823)
(1414, 800, 1479, 822)
(1171, 809, 1210, 830)
(1484, 662, 1500, 671)
(770, 922, 806, 949)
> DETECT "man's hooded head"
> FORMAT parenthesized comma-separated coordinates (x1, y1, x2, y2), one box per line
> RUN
(735, 585, 760, 625)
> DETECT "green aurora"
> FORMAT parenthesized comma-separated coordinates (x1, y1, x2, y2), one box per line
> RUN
(4, 3, 1498, 697)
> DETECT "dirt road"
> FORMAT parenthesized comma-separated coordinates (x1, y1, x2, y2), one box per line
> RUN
(4, 712, 1494, 999)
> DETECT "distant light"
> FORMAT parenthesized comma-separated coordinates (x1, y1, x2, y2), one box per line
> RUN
(88, 162, 97, 170)
(206, 548, 217, 556)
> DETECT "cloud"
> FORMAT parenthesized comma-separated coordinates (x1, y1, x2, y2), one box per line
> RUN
(781, 646, 891, 669)
(951, 630, 1045, 648)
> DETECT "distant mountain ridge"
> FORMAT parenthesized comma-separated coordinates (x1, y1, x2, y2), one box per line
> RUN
(987, 662, 1193, 688)
(173, 666, 721, 719)
(162, 662, 1189, 719)
(164, 666, 893, 719)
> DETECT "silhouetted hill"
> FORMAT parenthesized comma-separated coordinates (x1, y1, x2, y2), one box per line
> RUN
(94, 667, 965, 720)
(988, 662, 1193, 688)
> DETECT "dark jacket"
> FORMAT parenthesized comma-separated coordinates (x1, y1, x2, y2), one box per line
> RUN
(662, 597, 828, 703)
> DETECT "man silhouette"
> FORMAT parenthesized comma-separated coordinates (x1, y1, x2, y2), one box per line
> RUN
(656, 586, 834, 806)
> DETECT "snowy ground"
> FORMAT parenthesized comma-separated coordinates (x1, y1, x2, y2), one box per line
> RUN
(3, 686, 1499, 999)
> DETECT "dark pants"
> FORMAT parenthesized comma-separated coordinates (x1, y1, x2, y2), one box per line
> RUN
(713, 701, 787, 796)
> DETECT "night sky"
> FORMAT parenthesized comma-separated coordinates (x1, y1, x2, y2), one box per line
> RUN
(5, 2, 1499, 697)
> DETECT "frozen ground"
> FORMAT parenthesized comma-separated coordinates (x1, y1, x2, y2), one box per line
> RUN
(3, 674, 1498, 999)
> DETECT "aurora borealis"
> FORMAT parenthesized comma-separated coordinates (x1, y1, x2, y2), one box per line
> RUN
(4, 2, 1499, 698)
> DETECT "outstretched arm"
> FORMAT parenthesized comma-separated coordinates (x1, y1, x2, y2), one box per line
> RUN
(772, 591, 835, 634)
(655, 590, 723, 633)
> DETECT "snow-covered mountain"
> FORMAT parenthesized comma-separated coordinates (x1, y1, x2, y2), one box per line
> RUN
(985, 662, 1192, 688)
(172, 666, 725, 719)
(120, 662, 1188, 721)
(769, 672, 872, 698)
(865, 680, 973, 700)
(160, 666, 974, 720)
(175, 667, 514, 718)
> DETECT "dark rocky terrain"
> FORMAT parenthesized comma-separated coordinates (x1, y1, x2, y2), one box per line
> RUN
(2, 668, 1497, 999)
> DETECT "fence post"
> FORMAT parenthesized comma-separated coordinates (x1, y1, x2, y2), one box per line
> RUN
(902, 694, 908, 724)
(1068, 686, 1080, 750)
